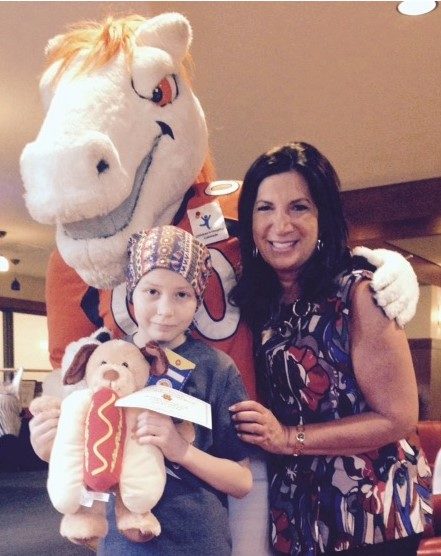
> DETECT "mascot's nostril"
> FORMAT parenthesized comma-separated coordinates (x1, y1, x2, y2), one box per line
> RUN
(103, 369, 119, 381)
(156, 120, 175, 140)
(96, 159, 110, 175)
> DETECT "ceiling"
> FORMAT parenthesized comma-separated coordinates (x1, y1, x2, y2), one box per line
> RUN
(0, 1, 440, 288)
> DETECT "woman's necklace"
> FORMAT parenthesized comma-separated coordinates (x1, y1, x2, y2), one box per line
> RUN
(277, 299, 320, 341)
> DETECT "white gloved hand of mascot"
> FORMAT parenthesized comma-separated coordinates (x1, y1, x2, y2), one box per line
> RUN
(352, 246, 419, 328)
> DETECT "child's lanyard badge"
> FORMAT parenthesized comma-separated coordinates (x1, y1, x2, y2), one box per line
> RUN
(147, 348, 195, 391)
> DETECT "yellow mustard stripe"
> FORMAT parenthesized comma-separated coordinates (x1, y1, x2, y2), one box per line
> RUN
(110, 410, 123, 473)
(91, 392, 117, 476)
(84, 405, 91, 471)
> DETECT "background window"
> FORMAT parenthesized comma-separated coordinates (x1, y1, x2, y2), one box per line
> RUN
(13, 313, 51, 371)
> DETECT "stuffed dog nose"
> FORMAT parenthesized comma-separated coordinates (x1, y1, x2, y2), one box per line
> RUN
(103, 369, 119, 382)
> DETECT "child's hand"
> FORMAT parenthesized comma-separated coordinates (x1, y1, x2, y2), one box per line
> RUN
(29, 408, 60, 462)
(135, 410, 190, 464)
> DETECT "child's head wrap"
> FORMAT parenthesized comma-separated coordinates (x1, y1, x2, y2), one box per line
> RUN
(126, 225, 212, 307)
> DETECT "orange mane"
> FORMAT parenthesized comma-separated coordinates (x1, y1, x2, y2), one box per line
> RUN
(46, 14, 215, 183)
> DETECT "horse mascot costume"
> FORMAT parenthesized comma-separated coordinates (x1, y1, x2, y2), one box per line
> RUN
(20, 12, 419, 555)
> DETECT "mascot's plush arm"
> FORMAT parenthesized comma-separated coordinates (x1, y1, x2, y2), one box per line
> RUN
(46, 250, 103, 368)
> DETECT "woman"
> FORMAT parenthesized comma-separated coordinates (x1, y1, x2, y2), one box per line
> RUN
(229, 142, 432, 555)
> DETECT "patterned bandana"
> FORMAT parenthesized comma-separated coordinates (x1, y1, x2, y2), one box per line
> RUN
(126, 226, 212, 306)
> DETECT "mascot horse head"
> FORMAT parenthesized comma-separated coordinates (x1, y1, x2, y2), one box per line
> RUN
(21, 13, 213, 289)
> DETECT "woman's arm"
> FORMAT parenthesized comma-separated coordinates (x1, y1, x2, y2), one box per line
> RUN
(135, 410, 252, 498)
(231, 280, 419, 456)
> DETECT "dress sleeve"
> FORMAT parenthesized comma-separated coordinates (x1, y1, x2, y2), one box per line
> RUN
(211, 363, 254, 462)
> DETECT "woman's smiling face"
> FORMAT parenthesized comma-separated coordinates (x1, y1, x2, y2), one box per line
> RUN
(252, 170, 319, 284)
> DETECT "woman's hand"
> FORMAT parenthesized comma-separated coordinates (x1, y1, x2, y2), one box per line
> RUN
(134, 410, 190, 463)
(229, 400, 290, 455)
(29, 409, 60, 462)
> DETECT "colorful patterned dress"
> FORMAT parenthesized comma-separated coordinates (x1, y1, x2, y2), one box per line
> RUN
(258, 270, 432, 555)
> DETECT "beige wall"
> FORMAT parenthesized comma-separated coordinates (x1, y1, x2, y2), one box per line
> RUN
(405, 285, 441, 419)
(406, 285, 441, 340)
(0, 274, 45, 302)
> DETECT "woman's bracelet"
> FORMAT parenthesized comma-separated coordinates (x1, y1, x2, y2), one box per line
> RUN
(292, 423, 305, 457)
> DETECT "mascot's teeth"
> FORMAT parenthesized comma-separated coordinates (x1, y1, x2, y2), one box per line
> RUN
(63, 133, 163, 241)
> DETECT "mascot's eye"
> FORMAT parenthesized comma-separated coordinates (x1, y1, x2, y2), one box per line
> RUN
(122, 362, 129, 368)
(101, 360, 107, 365)
(151, 75, 178, 107)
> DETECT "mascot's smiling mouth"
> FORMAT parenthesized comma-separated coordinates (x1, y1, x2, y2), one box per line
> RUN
(63, 121, 174, 241)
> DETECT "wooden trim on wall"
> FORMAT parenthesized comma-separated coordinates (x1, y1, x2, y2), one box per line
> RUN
(408, 339, 433, 350)
(342, 177, 441, 242)
(345, 216, 441, 243)
(0, 297, 46, 315)
(341, 177, 441, 226)
(341, 177, 441, 288)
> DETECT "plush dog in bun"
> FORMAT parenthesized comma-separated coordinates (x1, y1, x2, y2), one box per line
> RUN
(30, 332, 168, 548)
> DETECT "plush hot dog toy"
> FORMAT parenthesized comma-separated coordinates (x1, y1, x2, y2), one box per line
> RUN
(30, 333, 168, 548)
(84, 387, 126, 492)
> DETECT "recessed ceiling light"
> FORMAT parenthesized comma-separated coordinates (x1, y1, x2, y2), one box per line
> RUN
(397, 0, 437, 15)
(0, 255, 9, 272)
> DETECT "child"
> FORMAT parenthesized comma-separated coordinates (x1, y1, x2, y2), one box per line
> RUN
(99, 225, 253, 556)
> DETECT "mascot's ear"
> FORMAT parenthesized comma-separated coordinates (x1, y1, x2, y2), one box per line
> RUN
(63, 344, 98, 385)
(141, 342, 169, 376)
(39, 33, 67, 111)
(135, 12, 192, 63)
(44, 33, 65, 57)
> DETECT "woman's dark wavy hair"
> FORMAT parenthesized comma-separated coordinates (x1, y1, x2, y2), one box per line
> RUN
(229, 141, 352, 334)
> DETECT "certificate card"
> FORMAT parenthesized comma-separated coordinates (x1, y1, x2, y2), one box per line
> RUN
(116, 385, 212, 429)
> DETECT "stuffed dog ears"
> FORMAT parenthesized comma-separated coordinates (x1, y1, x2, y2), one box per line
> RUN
(63, 343, 99, 385)
(63, 328, 112, 385)
(140, 342, 168, 377)
(62, 329, 168, 385)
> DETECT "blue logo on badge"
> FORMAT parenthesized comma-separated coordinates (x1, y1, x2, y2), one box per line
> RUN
(199, 213, 212, 230)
